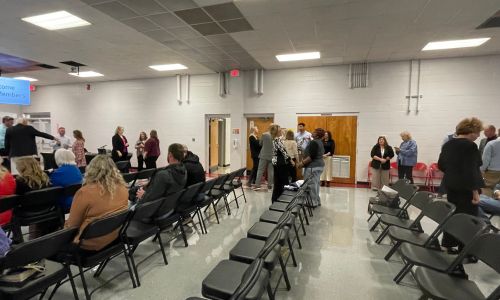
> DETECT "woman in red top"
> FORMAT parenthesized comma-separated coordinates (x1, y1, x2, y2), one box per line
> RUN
(0, 157, 16, 225)
(144, 130, 160, 169)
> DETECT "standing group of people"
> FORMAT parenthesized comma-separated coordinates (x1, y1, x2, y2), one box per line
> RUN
(248, 122, 335, 207)
(112, 126, 161, 170)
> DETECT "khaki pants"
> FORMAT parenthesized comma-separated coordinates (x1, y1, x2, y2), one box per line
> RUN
(320, 156, 333, 181)
(371, 168, 390, 190)
(482, 170, 500, 197)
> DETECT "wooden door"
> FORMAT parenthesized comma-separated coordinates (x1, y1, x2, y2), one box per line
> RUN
(326, 116, 357, 184)
(246, 117, 274, 170)
(297, 116, 326, 136)
(209, 119, 219, 169)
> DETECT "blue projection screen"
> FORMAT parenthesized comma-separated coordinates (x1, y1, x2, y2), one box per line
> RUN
(0, 77, 31, 105)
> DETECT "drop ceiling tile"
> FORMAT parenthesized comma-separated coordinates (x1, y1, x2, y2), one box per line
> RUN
(93, 1, 138, 20)
(169, 26, 201, 39)
(148, 13, 185, 28)
(122, 17, 159, 32)
(156, 0, 198, 11)
(81, 0, 108, 4)
(143, 29, 177, 42)
(207, 52, 231, 60)
(162, 40, 191, 51)
(183, 37, 213, 48)
(197, 46, 224, 54)
(219, 18, 253, 33)
(192, 22, 225, 36)
(119, 0, 166, 15)
(203, 2, 243, 21)
(175, 8, 213, 25)
(206, 34, 237, 46)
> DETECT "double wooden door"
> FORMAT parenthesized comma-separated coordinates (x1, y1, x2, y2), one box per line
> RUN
(246, 117, 274, 170)
(297, 115, 358, 184)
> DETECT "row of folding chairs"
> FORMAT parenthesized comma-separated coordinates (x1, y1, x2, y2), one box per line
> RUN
(367, 180, 500, 299)
(0, 167, 248, 300)
(186, 175, 315, 300)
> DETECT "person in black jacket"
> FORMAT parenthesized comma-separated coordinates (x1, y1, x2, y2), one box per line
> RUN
(5, 118, 56, 175)
(182, 145, 206, 187)
(111, 126, 129, 162)
(438, 117, 484, 254)
(247, 126, 261, 187)
(270, 124, 291, 203)
(370, 136, 395, 190)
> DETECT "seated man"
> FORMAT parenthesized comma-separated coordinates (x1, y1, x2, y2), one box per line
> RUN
(136, 143, 187, 205)
(479, 184, 500, 221)
(182, 145, 206, 187)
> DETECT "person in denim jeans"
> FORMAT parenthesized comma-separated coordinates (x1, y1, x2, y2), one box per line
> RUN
(297, 128, 325, 207)
(479, 184, 500, 221)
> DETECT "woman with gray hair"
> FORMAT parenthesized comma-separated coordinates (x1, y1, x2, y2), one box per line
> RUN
(49, 149, 83, 213)
(394, 131, 418, 184)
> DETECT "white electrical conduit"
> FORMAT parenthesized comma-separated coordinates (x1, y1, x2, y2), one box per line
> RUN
(407, 61, 412, 113)
(416, 60, 421, 113)
(254, 69, 259, 94)
(176, 74, 181, 103)
(259, 69, 264, 95)
(185, 74, 190, 103)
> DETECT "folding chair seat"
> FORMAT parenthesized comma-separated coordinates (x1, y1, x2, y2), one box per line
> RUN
(208, 174, 231, 217)
(368, 179, 408, 205)
(384, 201, 456, 261)
(231, 167, 247, 204)
(393, 214, 489, 284)
(216, 171, 241, 210)
(0, 228, 78, 300)
(414, 233, 500, 300)
(261, 206, 305, 241)
(375, 192, 435, 244)
(195, 179, 218, 230)
(176, 182, 206, 234)
(269, 198, 309, 229)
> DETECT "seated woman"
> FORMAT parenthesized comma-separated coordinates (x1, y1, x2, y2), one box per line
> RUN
(0, 157, 16, 226)
(49, 149, 83, 213)
(65, 155, 128, 251)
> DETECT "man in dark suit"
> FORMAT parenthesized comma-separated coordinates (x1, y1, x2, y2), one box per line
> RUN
(5, 118, 56, 174)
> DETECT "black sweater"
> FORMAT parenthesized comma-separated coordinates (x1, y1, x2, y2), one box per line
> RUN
(370, 145, 395, 170)
(5, 124, 54, 157)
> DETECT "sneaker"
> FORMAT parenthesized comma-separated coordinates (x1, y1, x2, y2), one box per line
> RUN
(252, 186, 261, 191)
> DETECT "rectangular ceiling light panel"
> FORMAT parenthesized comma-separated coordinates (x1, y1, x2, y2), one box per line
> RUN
(68, 71, 104, 77)
(276, 51, 321, 62)
(22, 11, 91, 30)
(14, 77, 38, 82)
(422, 38, 490, 51)
(149, 64, 188, 71)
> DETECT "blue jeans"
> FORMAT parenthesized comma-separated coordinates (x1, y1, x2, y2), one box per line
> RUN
(304, 167, 323, 206)
(478, 194, 500, 222)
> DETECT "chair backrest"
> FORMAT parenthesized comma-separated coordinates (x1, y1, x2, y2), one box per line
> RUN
(17, 187, 64, 213)
(200, 178, 217, 195)
(64, 183, 82, 197)
(224, 170, 239, 184)
(233, 168, 246, 181)
(395, 183, 419, 201)
(78, 166, 86, 174)
(422, 201, 456, 225)
(257, 229, 282, 259)
(79, 210, 129, 242)
(115, 161, 129, 173)
(391, 179, 409, 191)
(0, 227, 78, 270)
(132, 198, 164, 221)
(155, 189, 185, 217)
(230, 258, 265, 300)
(136, 168, 156, 180)
(275, 211, 293, 229)
(122, 172, 137, 184)
(441, 214, 489, 247)
(178, 182, 204, 204)
(414, 162, 427, 171)
(41, 152, 57, 171)
(408, 191, 435, 210)
(213, 173, 230, 186)
(0, 195, 20, 214)
(467, 233, 500, 274)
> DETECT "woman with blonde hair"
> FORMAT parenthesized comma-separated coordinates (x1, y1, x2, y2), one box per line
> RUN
(283, 130, 298, 182)
(15, 157, 50, 195)
(72, 129, 86, 168)
(270, 124, 291, 202)
(394, 131, 418, 183)
(65, 155, 128, 251)
(438, 117, 484, 256)
(0, 157, 16, 226)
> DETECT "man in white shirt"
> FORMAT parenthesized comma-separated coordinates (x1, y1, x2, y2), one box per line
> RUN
(481, 138, 500, 197)
(294, 122, 312, 157)
(52, 127, 72, 151)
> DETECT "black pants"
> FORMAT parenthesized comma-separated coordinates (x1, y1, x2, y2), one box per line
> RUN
(0, 148, 10, 171)
(137, 154, 144, 171)
(248, 157, 259, 186)
(145, 156, 158, 169)
(288, 160, 297, 183)
(398, 165, 414, 184)
(441, 189, 478, 249)
(272, 164, 289, 203)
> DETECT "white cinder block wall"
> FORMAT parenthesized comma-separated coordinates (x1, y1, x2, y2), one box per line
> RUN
(20, 54, 500, 181)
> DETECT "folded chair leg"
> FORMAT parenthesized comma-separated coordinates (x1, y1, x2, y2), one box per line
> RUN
(212, 202, 220, 224)
(127, 245, 141, 287)
(266, 282, 275, 300)
(394, 263, 413, 284)
(233, 190, 240, 208)
(240, 186, 247, 203)
(278, 256, 291, 290)
(369, 217, 381, 232)
(287, 238, 298, 267)
(224, 195, 231, 215)
(122, 245, 138, 288)
(292, 223, 302, 249)
(155, 232, 169, 265)
(77, 265, 91, 300)
(298, 209, 307, 235)
(301, 206, 310, 225)
(375, 227, 390, 244)
(385, 241, 401, 261)
(367, 211, 375, 222)
(39, 287, 49, 300)
(93, 257, 110, 278)
(179, 221, 189, 247)
(65, 265, 80, 300)
(197, 210, 206, 234)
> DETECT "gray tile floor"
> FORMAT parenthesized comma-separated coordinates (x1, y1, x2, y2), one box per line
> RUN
(51, 187, 499, 300)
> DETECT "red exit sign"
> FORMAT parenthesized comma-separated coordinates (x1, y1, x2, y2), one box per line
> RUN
(230, 69, 240, 77)
(30, 85, 37, 92)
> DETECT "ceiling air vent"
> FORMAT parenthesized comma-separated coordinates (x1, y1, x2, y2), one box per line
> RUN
(477, 10, 500, 29)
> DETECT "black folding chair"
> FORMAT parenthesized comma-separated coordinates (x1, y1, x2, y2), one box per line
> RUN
(64, 184, 82, 198)
(231, 167, 247, 204)
(384, 201, 456, 261)
(122, 172, 138, 185)
(176, 182, 205, 234)
(0, 227, 79, 300)
(268, 198, 307, 242)
(133, 168, 157, 186)
(151, 189, 186, 246)
(61, 210, 135, 299)
(121, 198, 166, 287)
(195, 179, 218, 232)
(115, 161, 130, 174)
(414, 233, 500, 300)
(206, 174, 230, 218)
(41, 152, 58, 171)
(375, 191, 435, 244)
(214, 171, 240, 213)
(11, 187, 65, 243)
(393, 214, 489, 284)
(0, 194, 20, 235)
